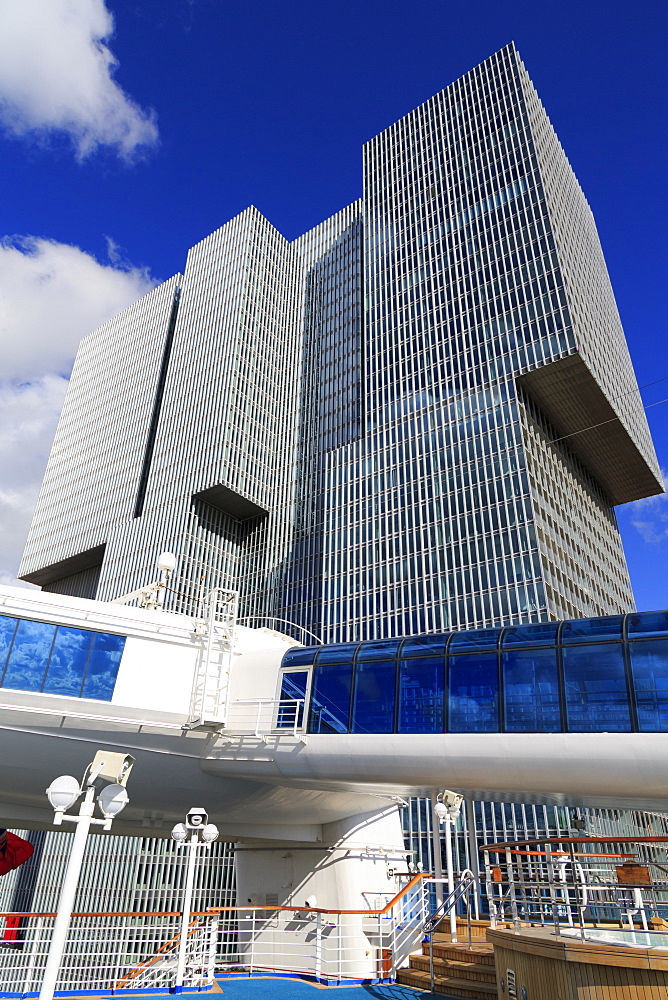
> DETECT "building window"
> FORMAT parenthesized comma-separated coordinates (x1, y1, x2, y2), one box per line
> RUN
(0, 614, 125, 702)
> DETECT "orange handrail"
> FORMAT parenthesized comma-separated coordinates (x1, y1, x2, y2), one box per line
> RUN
(207, 871, 434, 917)
(114, 917, 206, 988)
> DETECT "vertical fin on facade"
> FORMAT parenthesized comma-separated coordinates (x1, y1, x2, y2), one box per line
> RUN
(133, 287, 182, 519)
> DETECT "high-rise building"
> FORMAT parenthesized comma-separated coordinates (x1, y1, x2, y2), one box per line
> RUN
(20, 42, 662, 646)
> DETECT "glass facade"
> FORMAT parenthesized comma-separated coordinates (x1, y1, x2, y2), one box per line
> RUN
(286, 610, 668, 734)
(0, 614, 125, 701)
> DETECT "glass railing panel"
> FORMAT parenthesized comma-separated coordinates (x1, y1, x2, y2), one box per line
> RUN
(563, 643, 631, 731)
(629, 638, 668, 732)
(448, 652, 499, 732)
(502, 647, 561, 732)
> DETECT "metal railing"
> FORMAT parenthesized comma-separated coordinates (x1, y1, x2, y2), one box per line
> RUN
(422, 871, 476, 992)
(0, 874, 480, 992)
(225, 698, 307, 739)
(0, 910, 217, 996)
(482, 835, 668, 945)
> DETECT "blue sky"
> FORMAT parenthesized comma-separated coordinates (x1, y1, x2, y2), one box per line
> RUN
(0, 0, 666, 609)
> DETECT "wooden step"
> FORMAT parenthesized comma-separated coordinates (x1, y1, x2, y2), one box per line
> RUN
(410, 955, 497, 983)
(426, 939, 495, 965)
(397, 967, 498, 998)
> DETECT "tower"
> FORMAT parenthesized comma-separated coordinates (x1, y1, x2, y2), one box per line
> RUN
(20, 43, 662, 643)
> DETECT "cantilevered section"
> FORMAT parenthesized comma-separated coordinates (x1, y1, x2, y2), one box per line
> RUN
(518, 355, 664, 505)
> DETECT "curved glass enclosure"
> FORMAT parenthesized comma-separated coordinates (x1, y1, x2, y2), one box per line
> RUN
(0, 613, 126, 701)
(280, 611, 668, 735)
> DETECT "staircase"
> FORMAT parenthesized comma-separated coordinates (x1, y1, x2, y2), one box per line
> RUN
(397, 919, 499, 999)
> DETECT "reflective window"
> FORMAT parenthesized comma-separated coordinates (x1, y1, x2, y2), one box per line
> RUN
(563, 643, 631, 732)
(449, 629, 501, 652)
(276, 670, 309, 729)
(449, 653, 498, 732)
(630, 639, 668, 732)
(562, 616, 623, 644)
(503, 647, 561, 732)
(2, 618, 55, 692)
(502, 623, 559, 647)
(351, 660, 396, 733)
(0, 614, 125, 701)
(628, 611, 668, 640)
(401, 634, 448, 656)
(398, 656, 444, 733)
(357, 639, 403, 660)
(315, 643, 358, 664)
(0, 616, 18, 665)
(282, 646, 318, 668)
(80, 633, 125, 701)
(308, 660, 353, 733)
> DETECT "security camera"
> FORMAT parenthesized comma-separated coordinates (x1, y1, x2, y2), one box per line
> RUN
(186, 807, 208, 829)
(88, 751, 135, 787)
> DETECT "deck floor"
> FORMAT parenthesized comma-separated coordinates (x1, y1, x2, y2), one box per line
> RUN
(211, 978, 441, 998)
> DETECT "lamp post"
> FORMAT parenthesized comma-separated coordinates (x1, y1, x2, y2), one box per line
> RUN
(434, 790, 464, 943)
(171, 808, 219, 992)
(39, 752, 134, 1000)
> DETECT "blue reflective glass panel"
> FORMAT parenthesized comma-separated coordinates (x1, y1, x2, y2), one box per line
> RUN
(308, 661, 353, 733)
(282, 646, 317, 669)
(398, 657, 444, 733)
(448, 653, 499, 732)
(357, 639, 402, 660)
(562, 616, 623, 644)
(628, 611, 668, 640)
(449, 629, 501, 652)
(0, 615, 18, 673)
(351, 660, 396, 733)
(630, 639, 668, 732)
(42, 627, 92, 697)
(276, 670, 308, 729)
(502, 623, 559, 648)
(503, 648, 561, 732)
(80, 633, 124, 700)
(563, 644, 631, 732)
(315, 643, 358, 664)
(401, 634, 448, 656)
(2, 619, 55, 692)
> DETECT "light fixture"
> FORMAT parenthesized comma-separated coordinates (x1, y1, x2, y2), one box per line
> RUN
(46, 775, 80, 814)
(157, 551, 177, 573)
(171, 822, 188, 842)
(201, 823, 219, 843)
(433, 800, 448, 825)
(97, 783, 129, 824)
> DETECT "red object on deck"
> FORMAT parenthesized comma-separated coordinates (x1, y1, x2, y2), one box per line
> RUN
(0, 832, 34, 876)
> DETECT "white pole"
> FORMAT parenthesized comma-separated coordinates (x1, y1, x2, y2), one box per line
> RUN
(430, 792, 444, 909)
(175, 832, 198, 991)
(39, 786, 95, 1000)
(444, 816, 457, 943)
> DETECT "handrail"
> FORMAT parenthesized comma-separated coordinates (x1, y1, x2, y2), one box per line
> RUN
(208, 872, 433, 917)
(423, 871, 476, 935)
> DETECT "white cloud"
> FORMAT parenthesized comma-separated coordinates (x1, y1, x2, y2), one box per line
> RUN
(629, 471, 668, 544)
(0, 236, 155, 584)
(0, 0, 158, 160)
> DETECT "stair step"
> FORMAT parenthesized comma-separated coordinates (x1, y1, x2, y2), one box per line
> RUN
(397, 967, 498, 998)
(426, 941, 495, 965)
(410, 955, 497, 983)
